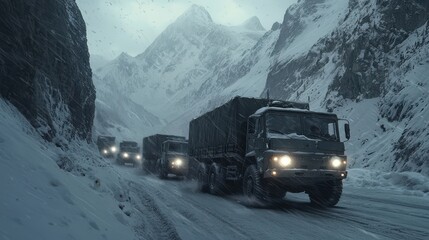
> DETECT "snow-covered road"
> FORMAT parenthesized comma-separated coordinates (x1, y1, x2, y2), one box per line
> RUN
(116, 166, 429, 240)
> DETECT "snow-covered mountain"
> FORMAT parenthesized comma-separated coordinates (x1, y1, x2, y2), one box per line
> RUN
(95, 5, 266, 121)
(98, 1, 429, 176)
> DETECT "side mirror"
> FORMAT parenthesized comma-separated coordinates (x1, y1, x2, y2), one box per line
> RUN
(345, 123, 350, 140)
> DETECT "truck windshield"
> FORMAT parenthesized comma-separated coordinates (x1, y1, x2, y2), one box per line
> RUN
(266, 112, 339, 141)
(303, 117, 338, 141)
(168, 142, 188, 153)
(266, 113, 301, 135)
(120, 142, 139, 152)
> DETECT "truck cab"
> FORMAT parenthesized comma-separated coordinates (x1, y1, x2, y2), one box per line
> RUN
(244, 102, 350, 206)
(117, 141, 141, 166)
(158, 140, 189, 178)
(96, 135, 117, 158)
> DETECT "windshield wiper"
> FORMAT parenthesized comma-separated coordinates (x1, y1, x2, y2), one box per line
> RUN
(307, 134, 332, 141)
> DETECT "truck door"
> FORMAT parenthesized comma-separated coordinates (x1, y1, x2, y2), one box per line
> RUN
(246, 117, 258, 153)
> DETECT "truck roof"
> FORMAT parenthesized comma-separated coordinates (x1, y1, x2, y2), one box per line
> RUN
(252, 106, 338, 118)
(163, 139, 188, 144)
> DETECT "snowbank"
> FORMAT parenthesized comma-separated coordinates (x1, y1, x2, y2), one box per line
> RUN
(345, 168, 429, 198)
(0, 100, 137, 240)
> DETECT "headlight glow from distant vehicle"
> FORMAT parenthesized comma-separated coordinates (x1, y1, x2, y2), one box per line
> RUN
(172, 158, 183, 167)
(272, 155, 292, 167)
(103, 149, 108, 154)
(123, 153, 129, 158)
(331, 157, 342, 168)
(136, 155, 141, 160)
(110, 146, 117, 153)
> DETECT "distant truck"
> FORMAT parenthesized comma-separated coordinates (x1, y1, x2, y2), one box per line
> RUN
(96, 135, 117, 158)
(188, 97, 350, 207)
(117, 141, 141, 166)
(158, 139, 189, 178)
(142, 134, 188, 178)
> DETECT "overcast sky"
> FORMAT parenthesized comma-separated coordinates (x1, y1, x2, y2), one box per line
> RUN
(76, 0, 297, 60)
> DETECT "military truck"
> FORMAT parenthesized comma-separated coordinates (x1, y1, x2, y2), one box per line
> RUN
(96, 135, 116, 158)
(142, 134, 188, 178)
(116, 141, 141, 166)
(188, 96, 350, 207)
(157, 139, 189, 178)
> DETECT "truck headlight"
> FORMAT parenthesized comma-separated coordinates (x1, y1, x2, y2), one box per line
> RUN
(279, 155, 292, 167)
(110, 146, 117, 153)
(331, 157, 342, 168)
(136, 155, 141, 160)
(103, 149, 108, 154)
(172, 158, 183, 167)
(123, 153, 129, 158)
(273, 155, 292, 167)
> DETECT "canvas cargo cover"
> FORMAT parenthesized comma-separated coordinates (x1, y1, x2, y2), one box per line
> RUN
(188, 97, 310, 156)
(143, 134, 186, 160)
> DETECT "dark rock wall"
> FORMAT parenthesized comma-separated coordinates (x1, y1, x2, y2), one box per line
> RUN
(0, 0, 95, 141)
(266, 0, 429, 101)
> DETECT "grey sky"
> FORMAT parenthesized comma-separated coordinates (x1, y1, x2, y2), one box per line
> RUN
(76, 0, 297, 60)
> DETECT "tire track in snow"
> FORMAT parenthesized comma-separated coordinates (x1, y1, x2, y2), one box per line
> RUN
(140, 177, 258, 240)
(127, 181, 182, 240)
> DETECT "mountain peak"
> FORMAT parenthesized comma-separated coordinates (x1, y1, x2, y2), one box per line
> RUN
(240, 16, 265, 31)
(177, 4, 212, 23)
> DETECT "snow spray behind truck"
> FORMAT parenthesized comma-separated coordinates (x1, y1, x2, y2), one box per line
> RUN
(188, 96, 350, 206)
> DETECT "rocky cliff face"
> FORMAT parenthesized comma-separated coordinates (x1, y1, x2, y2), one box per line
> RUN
(0, 0, 95, 142)
(265, 0, 429, 175)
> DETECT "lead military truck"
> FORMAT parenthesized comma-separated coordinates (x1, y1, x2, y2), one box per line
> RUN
(188, 97, 350, 207)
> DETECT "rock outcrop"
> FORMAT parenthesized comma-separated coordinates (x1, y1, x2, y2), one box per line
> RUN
(0, 0, 95, 142)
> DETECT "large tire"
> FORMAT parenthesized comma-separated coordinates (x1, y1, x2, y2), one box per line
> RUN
(309, 180, 343, 207)
(242, 165, 264, 201)
(208, 164, 225, 195)
(197, 164, 209, 193)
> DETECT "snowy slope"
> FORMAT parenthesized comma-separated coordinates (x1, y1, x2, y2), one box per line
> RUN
(92, 74, 162, 141)
(0, 100, 135, 240)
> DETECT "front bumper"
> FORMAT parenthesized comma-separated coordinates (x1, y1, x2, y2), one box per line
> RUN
(264, 169, 347, 179)
(118, 154, 141, 164)
(168, 165, 188, 175)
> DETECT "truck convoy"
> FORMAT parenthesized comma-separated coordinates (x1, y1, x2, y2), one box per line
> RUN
(188, 97, 350, 207)
(96, 136, 117, 158)
(142, 134, 189, 178)
(116, 141, 141, 166)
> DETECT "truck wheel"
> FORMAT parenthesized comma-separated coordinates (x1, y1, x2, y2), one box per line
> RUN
(197, 165, 209, 193)
(309, 180, 343, 207)
(243, 165, 264, 201)
(208, 164, 224, 195)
